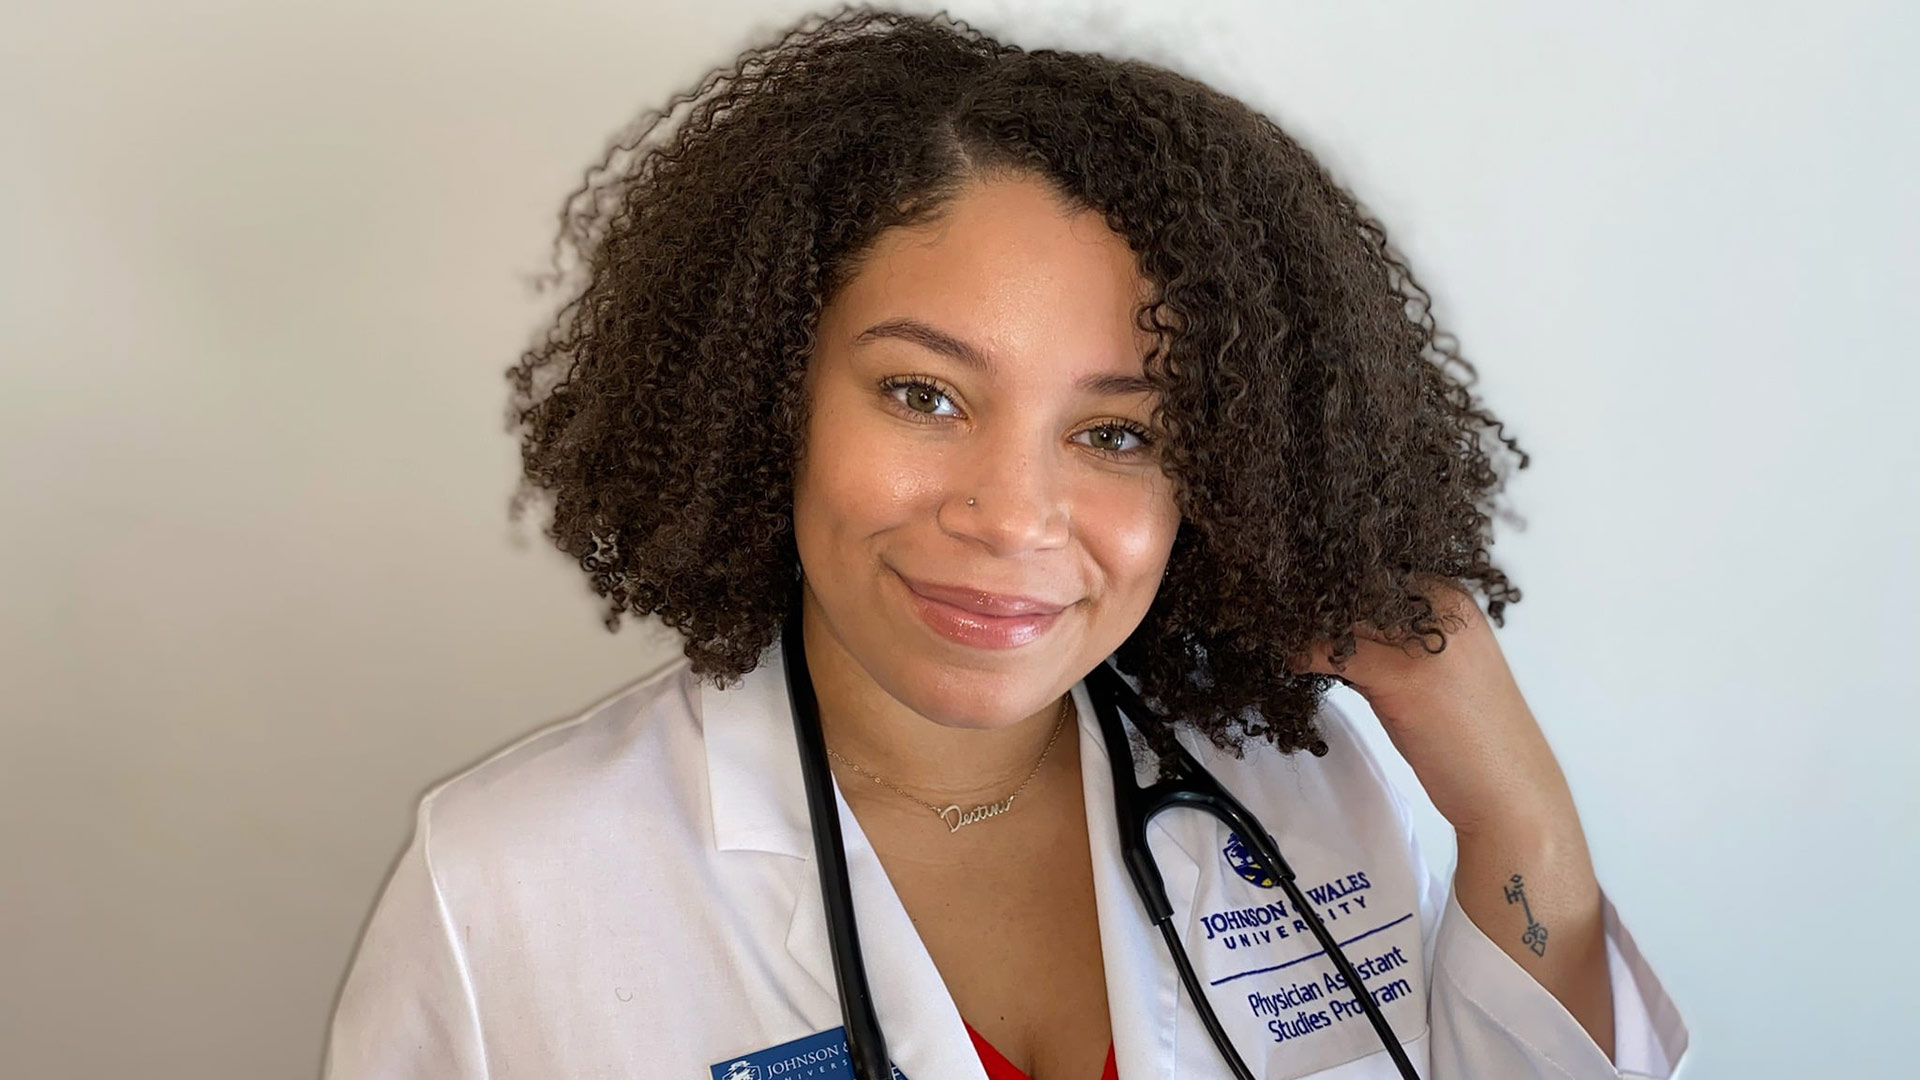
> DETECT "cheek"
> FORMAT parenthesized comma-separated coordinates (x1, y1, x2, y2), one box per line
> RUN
(794, 389, 933, 539)
(1086, 480, 1181, 600)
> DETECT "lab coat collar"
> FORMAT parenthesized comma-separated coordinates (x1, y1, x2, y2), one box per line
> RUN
(698, 634, 815, 859)
(697, 634, 1213, 1080)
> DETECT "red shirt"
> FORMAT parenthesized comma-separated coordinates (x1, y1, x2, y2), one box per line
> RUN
(963, 1020, 1118, 1080)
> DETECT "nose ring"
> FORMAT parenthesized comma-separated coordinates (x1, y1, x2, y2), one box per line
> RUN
(966, 497, 975, 506)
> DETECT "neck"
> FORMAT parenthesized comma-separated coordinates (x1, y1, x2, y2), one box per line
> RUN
(798, 588, 1078, 823)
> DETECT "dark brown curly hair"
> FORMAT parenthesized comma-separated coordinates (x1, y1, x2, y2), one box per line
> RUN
(504, 4, 1528, 763)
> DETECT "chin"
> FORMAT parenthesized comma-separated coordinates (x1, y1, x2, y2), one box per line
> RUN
(881, 659, 1059, 730)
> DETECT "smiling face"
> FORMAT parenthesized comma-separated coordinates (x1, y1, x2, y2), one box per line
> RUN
(793, 172, 1182, 731)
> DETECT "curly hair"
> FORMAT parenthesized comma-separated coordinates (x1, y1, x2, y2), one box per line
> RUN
(504, 4, 1528, 763)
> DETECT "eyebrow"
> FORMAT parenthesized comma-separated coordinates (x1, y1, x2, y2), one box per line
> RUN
(852, 316, 1159, 398)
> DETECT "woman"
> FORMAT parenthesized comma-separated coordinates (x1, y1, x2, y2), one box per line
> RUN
(326, 9, 1689, 1079)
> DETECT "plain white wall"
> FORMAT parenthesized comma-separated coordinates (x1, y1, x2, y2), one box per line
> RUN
(3, 1, 1914, 1076)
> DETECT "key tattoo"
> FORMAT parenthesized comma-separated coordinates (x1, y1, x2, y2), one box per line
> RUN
(1504, 873, 1549, 957)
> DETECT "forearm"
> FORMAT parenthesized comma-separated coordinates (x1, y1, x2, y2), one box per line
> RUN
(1452, 761, 1615, 1063)
(1297, 584, 1625, 1063)
(1380, 689, 1621, 1061)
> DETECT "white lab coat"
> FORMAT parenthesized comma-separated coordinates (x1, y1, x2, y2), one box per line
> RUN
(324, 634, 1690, 1079)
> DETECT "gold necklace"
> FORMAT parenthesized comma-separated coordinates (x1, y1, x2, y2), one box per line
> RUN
(826, 695, 1073, 834)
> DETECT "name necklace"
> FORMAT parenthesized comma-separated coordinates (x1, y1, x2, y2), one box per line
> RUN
(825, 695, 1072, 834)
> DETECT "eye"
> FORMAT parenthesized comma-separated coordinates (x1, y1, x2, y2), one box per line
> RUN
(878, 375, 963, 419)
(1074, 421, 1157, 461)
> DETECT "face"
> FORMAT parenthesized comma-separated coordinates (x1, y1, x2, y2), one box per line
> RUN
(793, 172, 1182, 731)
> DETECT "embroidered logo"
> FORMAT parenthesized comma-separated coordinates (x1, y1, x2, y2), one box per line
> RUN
(1222, 829, 1280, 888)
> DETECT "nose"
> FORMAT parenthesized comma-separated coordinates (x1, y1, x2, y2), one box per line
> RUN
(940, 428, 1071, 555)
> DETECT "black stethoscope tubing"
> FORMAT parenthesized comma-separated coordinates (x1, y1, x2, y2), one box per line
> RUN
(781, 603, 1420, 1080)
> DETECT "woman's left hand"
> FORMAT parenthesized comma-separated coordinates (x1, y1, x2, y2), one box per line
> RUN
(1287, 580, 1568, 840)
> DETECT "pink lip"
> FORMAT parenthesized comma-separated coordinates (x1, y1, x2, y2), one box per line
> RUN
(895, 573, 1069, 616)
(892, 570, 1071, 649)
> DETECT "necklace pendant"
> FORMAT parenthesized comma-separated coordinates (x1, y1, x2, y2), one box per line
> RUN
(938, 795, 1016, 833)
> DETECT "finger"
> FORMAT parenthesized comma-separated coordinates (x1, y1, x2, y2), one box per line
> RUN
(1285, 640, 1341, 677)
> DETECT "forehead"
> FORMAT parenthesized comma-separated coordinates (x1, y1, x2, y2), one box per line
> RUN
(825, 176, 1160, 382)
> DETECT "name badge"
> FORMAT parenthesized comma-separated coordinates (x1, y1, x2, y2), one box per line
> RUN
(709, 1026, 909, 1080)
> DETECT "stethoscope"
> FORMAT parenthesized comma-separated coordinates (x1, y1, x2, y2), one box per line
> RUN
(781, 602, 1420, 1080)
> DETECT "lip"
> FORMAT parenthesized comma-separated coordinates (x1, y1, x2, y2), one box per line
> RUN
(891, 569, 1071, 650)
(894, 573, 1069, 616)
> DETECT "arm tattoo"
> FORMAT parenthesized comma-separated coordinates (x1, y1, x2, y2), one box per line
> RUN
(1504, 873, 1549, 957)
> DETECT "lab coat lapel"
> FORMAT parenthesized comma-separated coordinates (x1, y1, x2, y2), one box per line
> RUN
(801, 782, 993, 1080)
(702, 636, 989, 1080)
(1075, 678, 1218, 1080)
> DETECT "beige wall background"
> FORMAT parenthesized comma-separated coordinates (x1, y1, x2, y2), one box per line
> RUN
(4, 1, 1914, 1077)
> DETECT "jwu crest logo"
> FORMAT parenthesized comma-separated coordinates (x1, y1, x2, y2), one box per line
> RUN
(1223, 829, 1280, 888)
